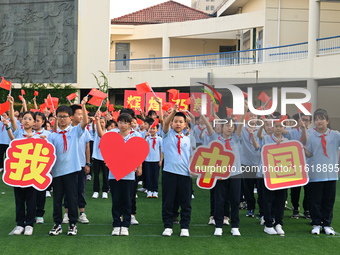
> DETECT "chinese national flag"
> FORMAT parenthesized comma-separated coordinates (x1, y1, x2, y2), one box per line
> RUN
(88, 88, 107, 100)
(167, 89, 179, 102)
(258, 92, 271, 103)
(19, 95, 24, 101)
(46, 95, 59, 109)
(66, 93, 77, 101)
(108, 104, 115, 112)
(150, 118, 159, 129)
(21, 89, 25, 95)
(106, 99, 110, 107)
(0, 101, 10, 115)
(30, 109, 39, 113)
(136, 82, 152, 95)
(226, 107, 233, 117)
(162, 102, 172, 111)
(88, 96, 103, 107)
(0, 77, 11, 91)
(184, 98, 191, 106)
(40, 103, 47, 111)
(112, 111, 119, 121)
(34, 91, 39, 96)
(214, 104, 219, 112)
(298, 103, 312, 114)
(137, 118, 143, 125)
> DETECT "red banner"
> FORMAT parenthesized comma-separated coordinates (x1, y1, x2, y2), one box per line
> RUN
(145, 92, 166, 115)
(169, 92, 189, 111)
(190, 92, 212, 117)
(124, 90, 144, 115)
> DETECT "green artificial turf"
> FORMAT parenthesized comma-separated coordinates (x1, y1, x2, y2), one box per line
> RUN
(0, 172, 339, 255)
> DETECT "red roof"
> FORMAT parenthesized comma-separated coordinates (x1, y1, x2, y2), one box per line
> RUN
(111, 0, 210, 25)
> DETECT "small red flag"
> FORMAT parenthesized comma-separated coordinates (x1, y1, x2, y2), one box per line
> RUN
(214, 104, 219, 112)
(34, 91, 39, 96)
(213, 91, 223, 101)
(243, 91, 248, 98)
(226, 107, 233, 117)
(184, 98, 191, 106)
(136, 82, 152, 95)
(112, 111, 119, 121)
(50, 119, 55, 127)
(162, 102, 172, 111)
(19, 95, 24, 101)
(88, 88, 107, 100)
(137, 118, 144, 125)
(30, 109, 39, 113)
(0, 77, 11, 91)
(66, 93, 77, 101)
(167, 89, 179, 101)
(88, 96, 103, 107)
(21, 89, 25, 95)
(108, 104, 115, 112)
(150, 118, 159, 129)
(106, 99, 110, 108)
(0, 101, 10, 115)
(298, 102, 312, 114)
(46, 95, 59, 109)
(258, 92, 271, 103)
(40, 103, 47, 111)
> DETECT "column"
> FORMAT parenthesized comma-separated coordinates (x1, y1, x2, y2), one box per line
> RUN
(162, 24, 170, 70)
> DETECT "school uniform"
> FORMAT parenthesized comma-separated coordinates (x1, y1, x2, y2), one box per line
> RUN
(306, 128, 340, 227)
(193, 124, 204, 146)
(144, 135, 162, 192)
(162, 128, 192, 230)
(86, 124, 94, 177)
(0, 120, 11, 169)
(209, 131, 242, 229)
(47, 124, 85, 226)
(108, 133, 136, 228)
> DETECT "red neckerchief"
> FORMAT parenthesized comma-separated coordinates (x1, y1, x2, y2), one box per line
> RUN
(151, 137, 156, 150)
(176, 135, 182, 156)
(218, 136, 232, 151)
(58, 128, 70, 153)
(314, 129, 331, 158)
(86, 125, 90, 131)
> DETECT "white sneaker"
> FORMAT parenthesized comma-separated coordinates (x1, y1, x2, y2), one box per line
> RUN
(120, 227, 129, 236)
(92, 192, 99, 199)
(147, 191, 153, 198)
(208, 216, 215, 225)
(46, 191, 51, 197)
(86, 175, 91, 181)
(102, 192, 108, 199)
(138, 181, 143, 185)
(275, 224, 285, 235)
(24, 226, 33, 236)
(260, 216, 265, 226)
(191, 194, 195, 199)
(112, 227, 120, 236)
(0, 168, 3, 172)
(36, 217, 44, 224)
(62, 213, 69, 224)
(12, 226, 24, 235)
(130, 215, 139, 225)
(79, 213, 89, 224)
(324, 226, 335, 235)
(214, 228, 223, 236)
(264, 226, 277, 235)
(137, 187, 146, 192)
(153, 191, 158, 198)
(162, 228, 173, 236)
(180, 229, 189, 237)
(223, 216, 230, 225)
(135, 194, 138, 198)
(254, 188, 257, 194)
(231, 228, 241, 236)
(311, 225, 321, 235)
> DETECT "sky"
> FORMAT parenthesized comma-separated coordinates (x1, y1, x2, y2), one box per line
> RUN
(110, 0, 192, 18)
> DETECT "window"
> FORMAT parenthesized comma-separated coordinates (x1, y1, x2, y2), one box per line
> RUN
(206, 0, 210, 2)
(211, 0, 215, 2)
(206, 6, 209, 10)
(211, 6, 214, 10)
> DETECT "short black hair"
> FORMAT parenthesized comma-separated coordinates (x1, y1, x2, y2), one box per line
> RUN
(314, 109, 330, 128)
(106, 120, 117, 129)
(56, 105, 72, 117)
(172, 112, 186, 122)
(147, 110, 157, 117)
(117, 113, 132, 123)
(23, 111, 36, 121)
(35, 112, 47, 128)
(144, 118, 154, 127)
(120, 108, 135, 118)
(48, 113, 54, 119)
(300, 113, 312, 121)
(70, 104, 82, 116)
(292, 113, 300, 122)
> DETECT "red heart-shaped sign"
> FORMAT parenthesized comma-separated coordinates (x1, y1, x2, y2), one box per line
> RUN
(99, 132, 149, 181)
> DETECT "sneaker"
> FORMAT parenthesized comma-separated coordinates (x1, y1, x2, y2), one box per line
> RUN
(120, 227, 129, 236)
(67, 224, 77, 236)
(223, 216, 230, 225)
(180, 229, 189, 237)
(130, 215, 139, 225)
(303, 210, 311, 220)
(264, 226, 277, 235)
(62, 213, 69, 224)
(214, 228, 223, 236)
(191, 194, 195, 199)
(153, 191, 158, 198)
(92, 192, 99, 199)
(138, 181, 143, 185)
(0, 168, 3, 172)
(311, 225, 321, 235)
(79, 213, 89, 224)
(135, 194, 138, 198)
(24, 226, 33, 236)
(12, 226, 24, 235)
(49, 224, 62, 236)
(208, 216, 215, 225)
(246, 209, 255, 217)
(173, 218, 179, 224)
(162, 228, 173, 236)
(254, 188, 257, 194)
(137, 187, 146, 192)
(324, 226, 335, 235)
(239, 202, 244, 209)
(36, 217, 44, 224)
(86, 174, 91, 181)
(275, 224, 285, 235)
(112, 227, 120, 236)
(231, 228, 241, 236)
(291, 210, 299, 219)
(260, 216, 265, 226)
(46, 191, 51, 197)
(147, 191, 153, 198)
(102, 192, 108, 199)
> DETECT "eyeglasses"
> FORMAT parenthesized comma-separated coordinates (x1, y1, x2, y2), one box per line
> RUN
(57, 115, 70, 119)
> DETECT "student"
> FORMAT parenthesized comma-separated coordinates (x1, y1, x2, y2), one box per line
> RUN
(193, 116, 205, 146)
(106, 119, 117, 131)
(86, 113, 95, 181)
(161, 104, 192, 237)
(47, 97, 88, 236)
(0, 111, 11, 172)
(91, 116, 109, 199)
(200, 102, 248, 236)
(62, 105, 91, 224)
(96, 112, 142, 236)
(304, 109, 339, 235)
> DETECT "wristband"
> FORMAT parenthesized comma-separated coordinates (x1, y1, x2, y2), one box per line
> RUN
(6, 126, 11, 130)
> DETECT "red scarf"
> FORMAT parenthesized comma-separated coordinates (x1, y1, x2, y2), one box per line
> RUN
(219, 136, 232, 151)
(176, 135, 182, 155)
(151, 137, 156, 150)
(58, 130, 69, 153)
(320, 134, 329, 158)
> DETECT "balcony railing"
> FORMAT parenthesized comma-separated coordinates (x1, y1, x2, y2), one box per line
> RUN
(110, 35, 339, 73)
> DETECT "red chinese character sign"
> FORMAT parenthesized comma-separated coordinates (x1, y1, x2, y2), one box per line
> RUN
(124, 90, 145, 115)
(262, 141, 308, 191)
(3, 139, 56, 191)
(169, 92, 189, 111)
(145, 92, 166, 115)
(190, 92, 212, 117)
(190, 142, 235, 189)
